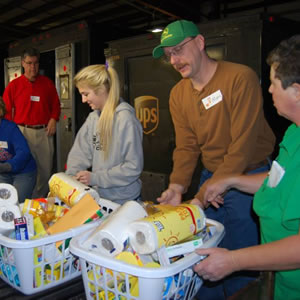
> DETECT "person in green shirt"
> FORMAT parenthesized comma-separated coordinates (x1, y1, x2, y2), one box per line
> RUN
(194, 34, 300, 300)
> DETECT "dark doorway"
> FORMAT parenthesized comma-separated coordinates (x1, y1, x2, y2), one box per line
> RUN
(39, 50, 58, 173)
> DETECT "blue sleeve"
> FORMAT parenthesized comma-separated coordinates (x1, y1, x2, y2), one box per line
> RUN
(6, 126, 33, 173)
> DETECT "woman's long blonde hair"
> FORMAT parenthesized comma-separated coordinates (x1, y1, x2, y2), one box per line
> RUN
(73, 64, 120, 160)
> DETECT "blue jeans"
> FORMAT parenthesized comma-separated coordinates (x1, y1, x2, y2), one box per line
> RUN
(0, 170, 37, 203)
(196, 164, 270, 300)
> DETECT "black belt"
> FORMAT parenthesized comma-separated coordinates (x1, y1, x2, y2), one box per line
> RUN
(244, 159, 269, 173)
(18, 124, 46, 130)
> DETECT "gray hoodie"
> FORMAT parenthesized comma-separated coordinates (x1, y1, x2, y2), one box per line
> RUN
(66, 101, 143, 204)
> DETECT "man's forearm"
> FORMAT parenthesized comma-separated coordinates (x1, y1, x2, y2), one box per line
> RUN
(168, 183, 186, 194)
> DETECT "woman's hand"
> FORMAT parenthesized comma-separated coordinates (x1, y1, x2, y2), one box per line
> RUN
(193, 248, 239, 281)
(203, 177, 233, 206)
(75, 170, 91, 186)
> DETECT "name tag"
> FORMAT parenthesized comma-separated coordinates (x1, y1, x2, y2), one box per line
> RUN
(267, 160, 285, 188)
(202, 90, 223, 110)
(30, 96, 40, 102)
(0, 141, 8, 148)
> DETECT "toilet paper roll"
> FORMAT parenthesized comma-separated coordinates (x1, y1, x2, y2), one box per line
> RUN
(0, 205, 22, 236)
(84, 201, 148, 256)
(48, 172, 100, 207)
(0, 184, 18, 206)
(128, 203, 206, 254)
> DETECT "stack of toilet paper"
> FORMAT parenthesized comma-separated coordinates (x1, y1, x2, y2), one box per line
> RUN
(82, 201, 207, 257)
(0, 183, 21, 235)
(48, 172, 100, 207)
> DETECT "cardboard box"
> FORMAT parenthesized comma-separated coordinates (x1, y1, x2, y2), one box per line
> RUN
(47, 194, 100, 235)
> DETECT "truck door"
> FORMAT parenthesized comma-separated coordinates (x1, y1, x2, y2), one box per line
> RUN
(55, 44, 75, 172)
(4, 56, 22, 86)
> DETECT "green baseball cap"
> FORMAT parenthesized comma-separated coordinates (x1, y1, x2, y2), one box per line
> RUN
(152, 20, 199, 59)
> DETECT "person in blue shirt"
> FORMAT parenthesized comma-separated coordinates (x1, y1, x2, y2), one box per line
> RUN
(0, 96, 37, 203)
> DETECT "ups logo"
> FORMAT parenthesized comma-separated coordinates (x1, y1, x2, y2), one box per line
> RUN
(134, 96, 159, 135)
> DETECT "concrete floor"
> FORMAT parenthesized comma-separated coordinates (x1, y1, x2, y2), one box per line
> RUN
(228, 272, 274, 300)
(193, 272, 274, 300)
(0, 277, 86, 300)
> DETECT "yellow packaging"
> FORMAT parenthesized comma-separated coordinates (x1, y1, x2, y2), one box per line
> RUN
(23, 199, 42, 217)
(89, 252, 144, 299)
(33, 246, 43, 266)
(129, 204, 206, 254)
(88, 269, 100, 293)
(118, 276, 139, 299)
(115, 251, 143, 267)
(40, 211, 56, 225)
(53, 205, 69, 222)
(88, 267, 115, 294)
(34, 264, 63, 287)
(23, 199, 57, 226)
(34, 266, 42, 288)
(93, 277, 139, 300)
(33, 216, 48, 239)
(144, 261, 160, 268)
(48, 174, 83, 207)
(32, 217, 47, 279)
(97, 290, 116, 300)
(45, 262, 63, 283)
(152, 203, 204, 245)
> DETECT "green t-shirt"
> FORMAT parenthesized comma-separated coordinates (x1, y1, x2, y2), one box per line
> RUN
(254, 124, 300, 300)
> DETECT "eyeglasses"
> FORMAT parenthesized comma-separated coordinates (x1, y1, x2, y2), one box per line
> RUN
(23, 61, 39, 66)
(163, 37, 195, 62)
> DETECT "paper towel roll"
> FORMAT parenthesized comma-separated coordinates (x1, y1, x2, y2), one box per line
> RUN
(128, 204, 206, 254)
(48, 172, 100, 206)
(0, 205, 21, 235)
(84, 201, 148, 256)
(0, 184, 18, 206)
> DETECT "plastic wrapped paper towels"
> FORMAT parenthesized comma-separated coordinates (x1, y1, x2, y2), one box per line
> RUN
(128, 203, 206, 254)
(83, 201, 148, 256)
(48, 172, 100, 206)
(0, 205, 21, 235)
(0, 183, 18, 206)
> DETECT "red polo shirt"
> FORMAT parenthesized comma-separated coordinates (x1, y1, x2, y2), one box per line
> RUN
(3, 74, 60, 125)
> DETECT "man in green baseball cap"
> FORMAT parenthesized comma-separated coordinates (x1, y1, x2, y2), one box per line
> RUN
(152, 20, 200, 59)
(153, 19, 275, 300)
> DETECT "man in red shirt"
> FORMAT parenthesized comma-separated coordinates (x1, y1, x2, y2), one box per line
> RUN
(3, 47, 60, 198)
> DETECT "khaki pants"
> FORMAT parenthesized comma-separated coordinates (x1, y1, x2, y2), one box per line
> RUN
(18, 126, 54, 198)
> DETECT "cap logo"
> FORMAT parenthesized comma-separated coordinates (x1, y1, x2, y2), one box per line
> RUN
(161, 28, 172, 43)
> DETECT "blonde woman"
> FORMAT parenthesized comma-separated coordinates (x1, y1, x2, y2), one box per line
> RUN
(66, 64, 143, 204)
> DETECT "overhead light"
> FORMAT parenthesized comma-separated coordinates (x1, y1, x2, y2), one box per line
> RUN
(151, 28, 163, 33)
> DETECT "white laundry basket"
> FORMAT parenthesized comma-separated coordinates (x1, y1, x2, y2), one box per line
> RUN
(0, 198, 119, 295)
(70, 219, 225, 300)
